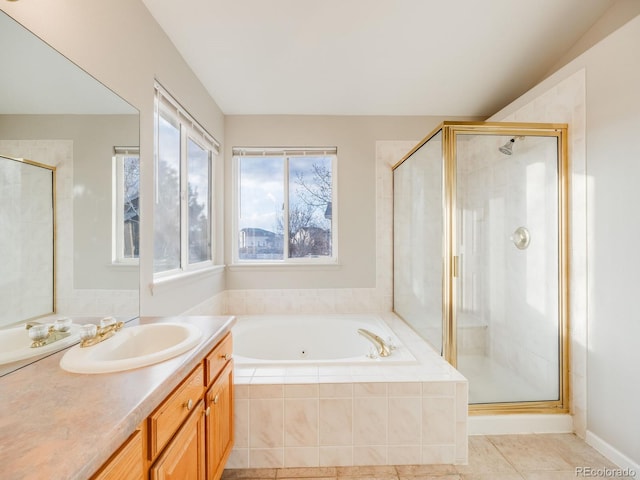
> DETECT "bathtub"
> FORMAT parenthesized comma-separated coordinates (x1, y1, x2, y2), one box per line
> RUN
(233, 314, 416, 365)
(228, 313, 468, 469)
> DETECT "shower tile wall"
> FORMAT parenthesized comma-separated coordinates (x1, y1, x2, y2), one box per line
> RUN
(0, 140, 138, 319)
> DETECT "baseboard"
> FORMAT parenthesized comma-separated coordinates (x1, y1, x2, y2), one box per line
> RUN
(468, 414, 573, 435)
(585, 430, 639, 475)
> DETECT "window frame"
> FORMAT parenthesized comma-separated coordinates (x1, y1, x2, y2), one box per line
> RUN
(232, 147, 338, 266)
(153, 82, 220, 279)
(112, 146, 140, 266)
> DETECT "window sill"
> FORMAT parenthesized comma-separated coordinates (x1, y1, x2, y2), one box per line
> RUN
(227, 262, 341, 272)
(109, 262, 139, 271)
(150, 264, 225, 296)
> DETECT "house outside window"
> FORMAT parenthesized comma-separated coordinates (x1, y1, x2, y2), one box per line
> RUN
(233, 147, 337, 264)
(153, 82, 219, 276)
(113, 147, 139, 264)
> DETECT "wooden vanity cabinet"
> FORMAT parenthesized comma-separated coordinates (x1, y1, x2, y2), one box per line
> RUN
(90, 331, 234, 480)
(205, 360, 234, 480)
(150, 400, 206, 480)
(91, 426, 145, 480)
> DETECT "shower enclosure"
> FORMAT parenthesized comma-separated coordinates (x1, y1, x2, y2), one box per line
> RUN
(393, 122, 569, 413)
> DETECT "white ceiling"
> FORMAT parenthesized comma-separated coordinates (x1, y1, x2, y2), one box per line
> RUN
(142, 0, 616, 116)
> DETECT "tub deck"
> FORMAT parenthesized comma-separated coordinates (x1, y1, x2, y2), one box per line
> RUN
(229, 312, 468, 468)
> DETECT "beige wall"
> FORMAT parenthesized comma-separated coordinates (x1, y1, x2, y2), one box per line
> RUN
(1, 1, 226, 316)
(224, 115, 477, 290)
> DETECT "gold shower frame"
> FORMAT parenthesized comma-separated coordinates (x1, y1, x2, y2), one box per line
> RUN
(393, 121, 570, 415)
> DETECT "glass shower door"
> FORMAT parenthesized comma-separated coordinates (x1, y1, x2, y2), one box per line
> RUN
(454, 133, 562, 405)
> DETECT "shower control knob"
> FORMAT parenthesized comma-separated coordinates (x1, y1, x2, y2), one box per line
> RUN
(511, 226, 531, 250)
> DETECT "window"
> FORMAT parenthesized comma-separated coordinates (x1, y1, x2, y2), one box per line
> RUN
(233, 147, 337, 263)
(154, 82, 219, 276)
(113, 146, 140, 264)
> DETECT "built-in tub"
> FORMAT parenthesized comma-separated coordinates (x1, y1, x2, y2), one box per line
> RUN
(233, 314, 415, 365)
(228, 313, 468, 470)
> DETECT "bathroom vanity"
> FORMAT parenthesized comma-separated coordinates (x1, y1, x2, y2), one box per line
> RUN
(0, 315, 235, 480)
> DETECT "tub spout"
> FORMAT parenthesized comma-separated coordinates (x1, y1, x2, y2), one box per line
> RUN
(357, 328, 391, 357)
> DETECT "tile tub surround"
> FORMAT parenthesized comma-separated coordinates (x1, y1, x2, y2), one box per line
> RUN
(228, 313, 468, 469)
(0, 315, 236, 480)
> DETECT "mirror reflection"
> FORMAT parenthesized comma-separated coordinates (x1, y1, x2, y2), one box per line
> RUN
(0, 10, 140, 376)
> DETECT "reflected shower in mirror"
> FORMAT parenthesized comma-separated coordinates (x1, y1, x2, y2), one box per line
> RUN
(0, 10, 140, 375)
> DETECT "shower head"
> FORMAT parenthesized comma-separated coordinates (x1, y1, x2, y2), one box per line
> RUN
(499, 138, 515, 155)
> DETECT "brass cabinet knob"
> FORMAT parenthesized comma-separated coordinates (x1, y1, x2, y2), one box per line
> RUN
(205, 406, 211, 417)
(212, 394, 220, 405)
(221, 353, 231, 360)
(184, 399, 193, 411)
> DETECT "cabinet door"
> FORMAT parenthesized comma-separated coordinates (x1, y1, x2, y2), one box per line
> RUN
(150, 401, 205, 480)
(205, 361, 234, 480)
(92, 428, 144, 480)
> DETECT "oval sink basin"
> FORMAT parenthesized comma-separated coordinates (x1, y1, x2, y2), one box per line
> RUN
(59, 323, 203, 374)
(0, 323, 81, 365)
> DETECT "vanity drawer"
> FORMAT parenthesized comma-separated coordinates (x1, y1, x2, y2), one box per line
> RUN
(205, 333, 233, 386)
(148, 364, 204, 459)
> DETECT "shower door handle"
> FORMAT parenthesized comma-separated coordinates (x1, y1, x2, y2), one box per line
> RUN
(453, 256, 459, 278)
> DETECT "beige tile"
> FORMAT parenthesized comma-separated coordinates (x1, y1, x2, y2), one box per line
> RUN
(421, 397, 455, 444)
(388, 383, 422, 396)
(320, 383, 354, 398)
(354, 383, 388, 397)
(354, 446, 388, 466)
(284, 398, 318, 447)
(543, 434, 618, 470)
(459, 474, 524, 480)
(487, 435, 573, 471)
(521, 473, 582, 480)
(285, 384, 320, 398)
(421, 445, 456, 464)
(354, 397, 388, 445)
(250, 399, 284, 448)
(456, 436, 517, 475)
(283, 447, 320, 468)
(388, 397, 421, 445)
(395, 464, 457, 476)
(277, 467, 337, 478)
(337, 464, 397, 478)
(337, 477, 397, 480)
(250, 448, 285, 468)
(387, 446, 421, 466)
(399, 475, 461, 480)
(319, 446, 353, 467)
(222, 468, 277, 479)
(319, 398, 353, 445)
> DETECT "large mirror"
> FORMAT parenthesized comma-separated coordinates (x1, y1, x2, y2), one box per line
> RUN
(0, 10, 140, 376)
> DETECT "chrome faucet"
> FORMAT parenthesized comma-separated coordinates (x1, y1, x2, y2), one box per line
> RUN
(357, 328, 392, 358)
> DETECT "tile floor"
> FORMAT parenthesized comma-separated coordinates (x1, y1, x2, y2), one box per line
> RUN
(222, 434, 630, 479)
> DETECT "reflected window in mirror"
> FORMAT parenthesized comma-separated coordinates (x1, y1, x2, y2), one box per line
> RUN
(153, 82, 220, 277)
(113, 147, 140, 264)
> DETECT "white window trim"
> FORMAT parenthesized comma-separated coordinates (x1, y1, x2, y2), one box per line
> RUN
(112, 146, 139, 265)
(232, 146, 338, 266)
(153, 81, 221, 281)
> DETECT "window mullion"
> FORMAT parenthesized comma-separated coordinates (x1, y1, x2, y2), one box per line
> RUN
(283, 155, 290, 261)
(180, 125, 189, 270)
